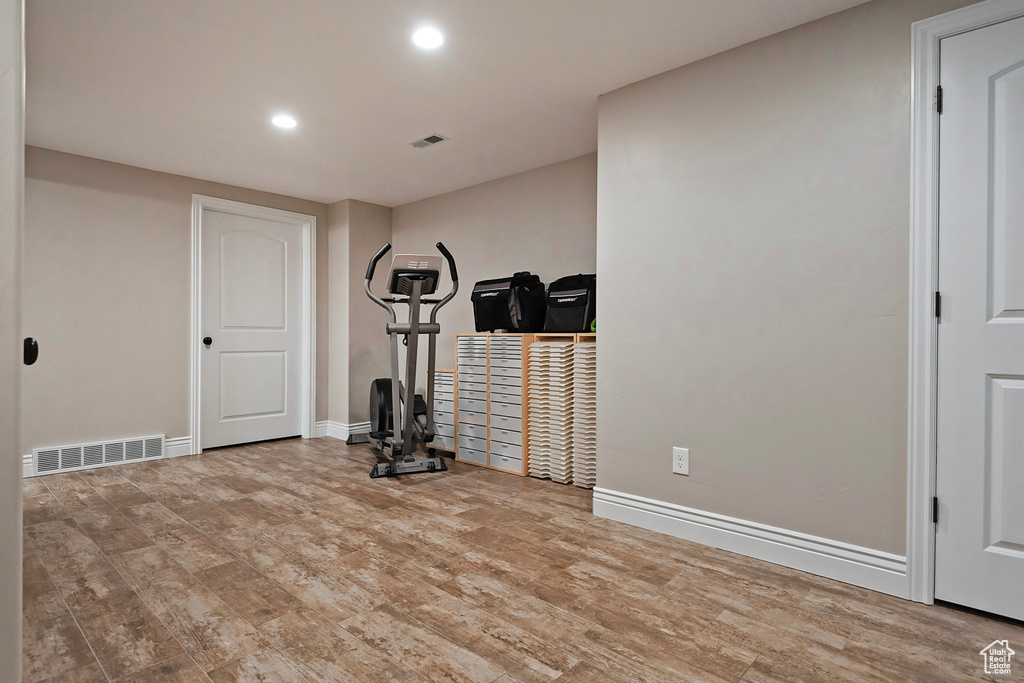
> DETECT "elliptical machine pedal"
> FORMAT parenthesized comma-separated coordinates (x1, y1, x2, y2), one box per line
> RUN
(361, 242, 458, 479)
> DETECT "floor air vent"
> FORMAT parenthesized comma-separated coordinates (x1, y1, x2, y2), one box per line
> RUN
(32, 435, 164, 476)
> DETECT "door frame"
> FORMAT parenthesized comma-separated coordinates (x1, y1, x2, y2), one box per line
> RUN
(908, 0, 1024, 604)
(190, 194, 317, 454)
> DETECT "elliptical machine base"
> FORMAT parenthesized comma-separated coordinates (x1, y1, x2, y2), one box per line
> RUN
(365, 377, 449, 478)
(369, 455, 447, 479)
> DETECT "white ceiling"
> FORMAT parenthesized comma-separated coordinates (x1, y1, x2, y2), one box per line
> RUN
(26, 0, 870, 207)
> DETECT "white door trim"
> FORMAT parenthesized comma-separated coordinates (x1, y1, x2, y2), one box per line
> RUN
(190, 195, 316, 454)
(908, 0, 1024, 604)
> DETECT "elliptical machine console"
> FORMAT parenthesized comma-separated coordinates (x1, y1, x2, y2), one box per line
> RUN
(361, 242, 458, 478)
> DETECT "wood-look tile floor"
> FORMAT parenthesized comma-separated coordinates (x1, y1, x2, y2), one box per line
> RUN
(22, 438, 1024, 682)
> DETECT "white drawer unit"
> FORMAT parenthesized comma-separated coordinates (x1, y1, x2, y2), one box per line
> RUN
(458, 388, 488, 402)
(489, 414, 522, 433)
(490, 388, 522, 405)
(428, 369, 457, 454)
(490, 400, 521, 419)
(454, 334, 532, 476)
(490, 453, 522, 473)
(489, 427, 522, 446)
(458, 410, 487, 426)
(490, 371, 522, 387)
(490, 338, 522, 351)
(458, 397, 487, 414)
(457, 338, 487, 357)
(457, 343, 488, 353)
(489, 346, 521, 359)
(491, 382, 522, 395)
(459, 447, 487, 466)
(458, 434, 488, 453)
(489, 439, 522, 459)
(457, 366, 487, 381)
(457, 422, 488, 439)
(458, 336, 488, 346)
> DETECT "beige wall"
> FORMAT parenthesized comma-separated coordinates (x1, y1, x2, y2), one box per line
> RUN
(596, 0, 976, 555)
(21, 147, 329, 454)
(327, 200, 350, 425)
(0, 0, 22, 678)
(328, 199, 394, 426)
(346, 201, 393, 425)
(392, 154, 597, 370)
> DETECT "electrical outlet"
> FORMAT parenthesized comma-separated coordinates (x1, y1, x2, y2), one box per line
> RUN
(672, 447, 689, 475)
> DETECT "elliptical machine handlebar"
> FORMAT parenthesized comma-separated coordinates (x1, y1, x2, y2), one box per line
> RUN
(430, 242, 458, 323)
(364, 242, 397, 322)
(366, 242, 392, 281)
(435, 242, 458, 282)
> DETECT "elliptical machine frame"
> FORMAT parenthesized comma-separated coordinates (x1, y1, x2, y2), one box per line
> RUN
(360, 241, 458, 478)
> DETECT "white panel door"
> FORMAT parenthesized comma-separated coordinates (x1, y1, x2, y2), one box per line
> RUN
(935, 15, 1024, 621)
(201, 208, 303, 448)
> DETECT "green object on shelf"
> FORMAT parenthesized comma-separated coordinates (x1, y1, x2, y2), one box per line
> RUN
(590, 318, 596, 332)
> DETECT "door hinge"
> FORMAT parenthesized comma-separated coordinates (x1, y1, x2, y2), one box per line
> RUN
(932, 496, 939, 524)
(936, 85, 943, 114)
(935, 291, 941, 319)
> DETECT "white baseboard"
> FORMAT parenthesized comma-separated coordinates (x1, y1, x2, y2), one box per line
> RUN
(593, 487, 909, 599)
(347, 421, 371, 438)
(164, 436, 193, 458)
(315, 420, 371, 441)
(22, 454, 33, 478)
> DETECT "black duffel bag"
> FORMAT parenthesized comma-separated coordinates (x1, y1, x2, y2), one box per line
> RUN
(470, 272, 547, 333)
(543, 274, 596, 332)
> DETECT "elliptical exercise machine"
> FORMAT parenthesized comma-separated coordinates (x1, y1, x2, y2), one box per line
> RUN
(360, 242, 458, 478)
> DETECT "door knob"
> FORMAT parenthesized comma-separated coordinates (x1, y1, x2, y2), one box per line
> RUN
(203, 337, 213, 346)
(24, 338, 38, 365)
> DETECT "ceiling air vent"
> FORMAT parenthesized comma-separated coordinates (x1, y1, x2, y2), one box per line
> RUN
(410, 134, 448, 149)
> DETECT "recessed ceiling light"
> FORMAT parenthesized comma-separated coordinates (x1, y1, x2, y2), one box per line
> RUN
(272, 114, 297, 129)
(412, 26, 444, 49)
